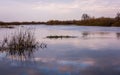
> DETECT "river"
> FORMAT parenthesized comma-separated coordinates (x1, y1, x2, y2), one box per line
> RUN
(0, 25, 120, 75)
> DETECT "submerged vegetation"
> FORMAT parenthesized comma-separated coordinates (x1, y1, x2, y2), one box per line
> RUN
(46, 35, 77, 39)
(0, 30, 46, 60)
(0, 12, 120, 27)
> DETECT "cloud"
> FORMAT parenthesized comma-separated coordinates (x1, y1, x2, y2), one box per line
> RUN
(0, 0, 119, 21)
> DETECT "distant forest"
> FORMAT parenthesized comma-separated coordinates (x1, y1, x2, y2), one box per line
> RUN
(0, 12, 120, 27)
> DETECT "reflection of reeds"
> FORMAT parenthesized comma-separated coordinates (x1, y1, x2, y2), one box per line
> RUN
(0, 30, 46, 61)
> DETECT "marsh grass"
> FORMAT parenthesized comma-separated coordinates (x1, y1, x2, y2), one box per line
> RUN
(0, 30, 46, 61)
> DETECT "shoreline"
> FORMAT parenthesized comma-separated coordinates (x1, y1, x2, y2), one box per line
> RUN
(0, 20, 120, 27)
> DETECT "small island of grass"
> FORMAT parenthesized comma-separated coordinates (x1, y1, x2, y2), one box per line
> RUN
(46, 35, 77, 39)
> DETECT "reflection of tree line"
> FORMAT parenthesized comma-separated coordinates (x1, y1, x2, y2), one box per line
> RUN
(81, 32, 120, 39)
(116, 33, 120, 39)
(0, 31, 47, 61)
(44, 32, 120, 40)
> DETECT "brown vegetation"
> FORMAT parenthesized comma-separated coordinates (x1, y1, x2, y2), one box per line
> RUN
(0, 12, 120, 27)
(0, 30, 47, 60)
(46, 35, 77, 39)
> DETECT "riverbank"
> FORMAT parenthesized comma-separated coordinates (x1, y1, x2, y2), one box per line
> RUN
(0, 18, 120, 27)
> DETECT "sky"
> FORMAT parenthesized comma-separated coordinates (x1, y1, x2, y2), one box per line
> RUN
(0, 0, 119, 22)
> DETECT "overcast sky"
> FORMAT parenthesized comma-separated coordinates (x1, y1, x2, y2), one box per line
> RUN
(0, 0, 119, 22)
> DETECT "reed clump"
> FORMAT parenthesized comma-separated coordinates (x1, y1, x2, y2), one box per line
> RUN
(0, 30, 39, 59)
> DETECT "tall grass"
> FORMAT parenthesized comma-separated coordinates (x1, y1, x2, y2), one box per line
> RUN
(0, 30, 45, 60)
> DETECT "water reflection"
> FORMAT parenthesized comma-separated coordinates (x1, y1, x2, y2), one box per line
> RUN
(0, 25, 120, 75)
(45, 31, 120, 40)
(82, 32, 90, 39)
(81, 32, 120, 40)
(116, 33, 120, 39)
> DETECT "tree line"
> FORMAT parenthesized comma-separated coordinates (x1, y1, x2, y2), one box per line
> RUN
(0, 12, 120, 27)
(46, 12, 120, 27)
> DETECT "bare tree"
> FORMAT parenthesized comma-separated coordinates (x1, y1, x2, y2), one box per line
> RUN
(115, 12, 120, 21)
(81, 13, 90, 20)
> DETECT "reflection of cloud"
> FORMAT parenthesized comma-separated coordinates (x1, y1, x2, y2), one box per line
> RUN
(44, 37, 119, 50)
(34, 57, 95, 68)
(34, 57, 56, 63)
(0, 26, 120, 75)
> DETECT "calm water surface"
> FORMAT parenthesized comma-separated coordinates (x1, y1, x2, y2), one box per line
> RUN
(0, 25, 120, 75)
